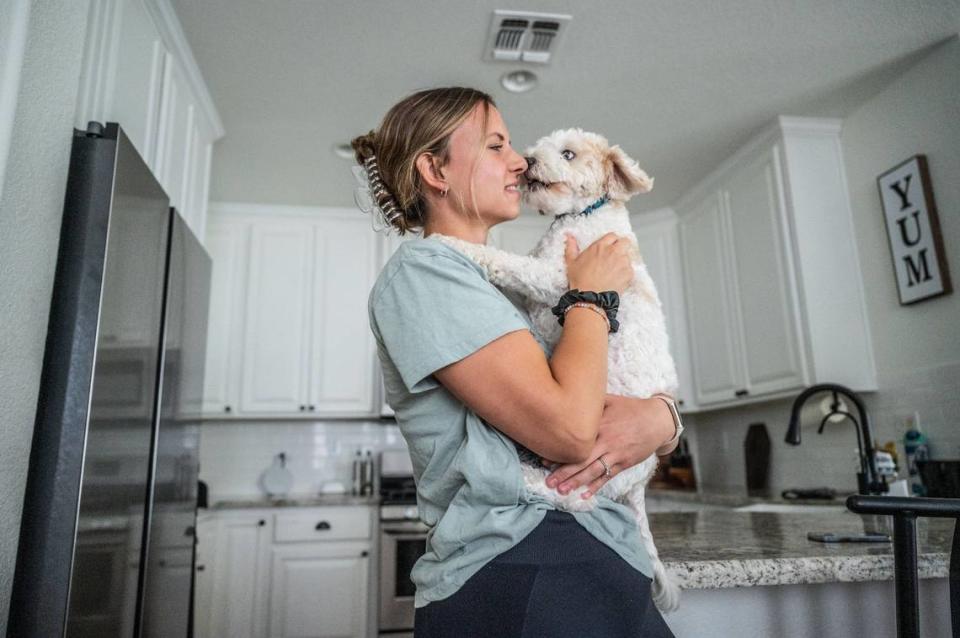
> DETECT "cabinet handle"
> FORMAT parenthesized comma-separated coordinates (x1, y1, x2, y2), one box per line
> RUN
(197, 565, 205, 571)
(308, 405, 316, 411)
(224, 405, 232, 413)
(299, 405, 306, 412)
(315, 521, 331, 531)
(258, 519, 266, 527)
(159, 559, 167, 567)
(361, 550, 369, 557)
(677, 399, 685, 406)
(184, 525, 195, 537)
(735, 389, 749, 397)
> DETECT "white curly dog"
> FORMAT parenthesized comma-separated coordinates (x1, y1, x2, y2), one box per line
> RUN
(434, 128, 682, 612)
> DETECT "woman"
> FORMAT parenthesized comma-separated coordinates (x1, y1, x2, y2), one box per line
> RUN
(353, 87, 678, 637)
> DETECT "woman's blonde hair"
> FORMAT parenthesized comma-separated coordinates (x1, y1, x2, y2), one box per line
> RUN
(351, 87, 495, 235)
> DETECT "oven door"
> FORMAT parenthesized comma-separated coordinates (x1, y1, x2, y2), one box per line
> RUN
(379, 519, 429, 632)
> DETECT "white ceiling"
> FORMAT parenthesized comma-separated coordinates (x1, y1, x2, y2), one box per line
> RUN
(170, 0, 959, 215)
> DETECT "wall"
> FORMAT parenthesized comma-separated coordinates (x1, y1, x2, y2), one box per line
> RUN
(198, 421, 407, 503)
(0, 1, 93, 632)
(686, 37, 960, 496)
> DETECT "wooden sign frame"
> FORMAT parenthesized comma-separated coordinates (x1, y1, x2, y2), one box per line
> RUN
(876, 154, 952, 305)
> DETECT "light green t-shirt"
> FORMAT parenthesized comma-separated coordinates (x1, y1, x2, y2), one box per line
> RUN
(368, 235, 653, 608)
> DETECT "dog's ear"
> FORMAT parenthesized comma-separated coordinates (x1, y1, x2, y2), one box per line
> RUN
(604, 145, 654, 199)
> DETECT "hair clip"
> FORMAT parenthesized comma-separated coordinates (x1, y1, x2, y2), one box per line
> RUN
(351, 161, 401, 235)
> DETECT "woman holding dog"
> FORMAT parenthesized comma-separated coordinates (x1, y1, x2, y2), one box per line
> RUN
(353, 86, 678, 637)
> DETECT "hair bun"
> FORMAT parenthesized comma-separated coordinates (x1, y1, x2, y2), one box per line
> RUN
(350, 131, 377, 166)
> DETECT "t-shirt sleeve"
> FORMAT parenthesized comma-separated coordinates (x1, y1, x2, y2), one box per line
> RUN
(371, 251, 530, 394)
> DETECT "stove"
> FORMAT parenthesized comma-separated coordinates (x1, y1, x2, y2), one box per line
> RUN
(378, 450, 428, 637)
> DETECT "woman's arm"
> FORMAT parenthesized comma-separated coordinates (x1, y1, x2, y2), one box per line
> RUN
(433, 233, 633, 464)
(541, 394, 678, 498)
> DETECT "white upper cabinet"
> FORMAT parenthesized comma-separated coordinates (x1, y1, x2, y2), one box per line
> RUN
(240, 221, 314, 414)
(76, 0, 223, 241)
(201, 218, 248, 415)
(632, 212, 696, 411)
(722, 145, 805, 397)
(676, 116, 877, 410)
(309, 220, 380, 414)
(202, 206, 381, 419)
(678, 193, 744, 406)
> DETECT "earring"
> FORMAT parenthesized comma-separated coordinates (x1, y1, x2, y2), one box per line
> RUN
(440, 188, 448, 198)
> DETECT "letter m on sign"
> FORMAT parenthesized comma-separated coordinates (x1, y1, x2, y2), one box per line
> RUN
(876, 155, 952, 305)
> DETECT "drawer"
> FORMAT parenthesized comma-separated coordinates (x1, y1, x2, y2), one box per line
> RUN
(273, 507, 371, 543)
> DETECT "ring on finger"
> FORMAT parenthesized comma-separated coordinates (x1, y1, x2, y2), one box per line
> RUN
(598, 455, 612, 478)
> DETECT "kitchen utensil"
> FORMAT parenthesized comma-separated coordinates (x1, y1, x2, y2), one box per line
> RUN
(807, 531, 891, 543)
(260, 452, 293, 498)
(782, 487, 837, 500)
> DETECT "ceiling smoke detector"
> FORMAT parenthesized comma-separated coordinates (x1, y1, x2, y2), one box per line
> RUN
(485, 10, 572, 64)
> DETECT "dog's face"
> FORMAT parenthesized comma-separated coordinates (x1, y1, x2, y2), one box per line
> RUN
(521, 128, 654, 215)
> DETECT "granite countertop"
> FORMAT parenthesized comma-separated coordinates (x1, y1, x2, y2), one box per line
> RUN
(207, 493, 381, 510)
(653, 509, 953, 590)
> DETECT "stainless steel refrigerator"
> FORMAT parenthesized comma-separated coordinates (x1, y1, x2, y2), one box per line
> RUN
(8, 122, 211, 637)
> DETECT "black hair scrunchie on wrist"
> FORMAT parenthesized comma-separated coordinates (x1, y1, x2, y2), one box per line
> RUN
(551, 289, 620, 333)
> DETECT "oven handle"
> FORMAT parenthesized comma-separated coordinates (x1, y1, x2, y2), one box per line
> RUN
(381, 523, 431, 535)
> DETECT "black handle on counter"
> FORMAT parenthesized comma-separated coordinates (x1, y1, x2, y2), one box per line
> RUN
(845, 495, 960, 638)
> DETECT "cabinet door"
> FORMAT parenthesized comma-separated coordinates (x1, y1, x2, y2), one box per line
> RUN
(634, 221, 695, 410)
(206, 515, 271, 638)
(105, 0, 167, 165)
(193, 516, 217, 638)
(722, 145, 806, 397)
(678, 192, 744, 405)
(201, 219, 248, 416)
(308, 218, 379, 415)
(268, 543, 369, 638)
(154, 50, 196, 220)
(241, 222, 313, 414)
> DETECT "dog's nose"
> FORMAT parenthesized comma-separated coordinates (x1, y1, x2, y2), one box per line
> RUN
(524, 156, 537, 168)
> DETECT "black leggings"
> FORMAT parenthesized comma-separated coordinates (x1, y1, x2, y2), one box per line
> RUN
(414, 510, 676, 638)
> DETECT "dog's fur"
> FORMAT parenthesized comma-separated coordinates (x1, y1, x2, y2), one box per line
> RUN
(433, 128, 681, 612)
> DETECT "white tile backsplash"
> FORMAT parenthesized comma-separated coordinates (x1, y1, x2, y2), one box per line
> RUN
(198, 419, 407, 503)
(685, 359, 960, 497)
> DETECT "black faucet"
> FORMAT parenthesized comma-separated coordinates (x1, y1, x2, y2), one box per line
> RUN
(785, 383, 887, 495)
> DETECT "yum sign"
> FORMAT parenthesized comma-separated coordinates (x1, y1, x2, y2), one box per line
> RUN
(877, 155, 952, 305)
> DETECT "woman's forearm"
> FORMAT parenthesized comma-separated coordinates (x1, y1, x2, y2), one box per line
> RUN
(545, 306, 609, 459)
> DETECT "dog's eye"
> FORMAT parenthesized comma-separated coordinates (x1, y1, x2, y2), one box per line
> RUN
(561, 149, 576, 161)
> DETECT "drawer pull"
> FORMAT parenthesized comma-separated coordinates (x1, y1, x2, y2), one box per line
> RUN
(361, 550, 368, 557)
(735, 389, 749, 397)
(315, 521, 331, 531)
(258, 519, 266, 527)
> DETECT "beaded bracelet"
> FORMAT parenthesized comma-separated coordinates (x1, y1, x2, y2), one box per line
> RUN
(563, 302, 611, 332)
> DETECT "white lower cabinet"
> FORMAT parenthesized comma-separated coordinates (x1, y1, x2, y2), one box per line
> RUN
(201, 513, 272, 638)
(269, 543, 370, 638)
(195, 506, 376, 638)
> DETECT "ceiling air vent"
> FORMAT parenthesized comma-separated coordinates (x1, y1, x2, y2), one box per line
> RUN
(485, 10, 572, 64)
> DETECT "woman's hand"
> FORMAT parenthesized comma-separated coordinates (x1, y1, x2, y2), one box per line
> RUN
(564, 233, 634, 294)
(540, 394, 676, 499)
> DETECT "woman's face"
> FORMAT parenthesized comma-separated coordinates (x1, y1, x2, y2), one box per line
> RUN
(443, 103, 527, 226)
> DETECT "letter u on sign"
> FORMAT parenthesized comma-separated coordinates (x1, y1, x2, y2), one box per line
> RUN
(877, 155, 952, 305)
